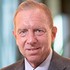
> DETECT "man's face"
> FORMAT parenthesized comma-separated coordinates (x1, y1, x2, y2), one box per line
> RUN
(13, 9, 57, 66)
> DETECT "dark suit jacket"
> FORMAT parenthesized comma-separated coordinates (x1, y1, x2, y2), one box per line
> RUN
(1, 51, 70, 70)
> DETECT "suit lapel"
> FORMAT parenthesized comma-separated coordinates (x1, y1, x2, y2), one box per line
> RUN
(48, 51, 67, 70)
(14, 59, 25, 70)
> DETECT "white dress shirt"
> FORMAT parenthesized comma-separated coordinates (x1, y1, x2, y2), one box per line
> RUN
(25, 49, 52, 70)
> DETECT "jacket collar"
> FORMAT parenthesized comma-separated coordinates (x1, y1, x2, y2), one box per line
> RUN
(48, 51, 67, 70)
(14, 59, 25, 70)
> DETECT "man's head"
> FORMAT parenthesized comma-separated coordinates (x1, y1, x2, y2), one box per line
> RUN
(13, 0, 57, 68)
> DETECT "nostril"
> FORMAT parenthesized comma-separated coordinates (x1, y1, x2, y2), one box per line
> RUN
(27, 36, 37, 45)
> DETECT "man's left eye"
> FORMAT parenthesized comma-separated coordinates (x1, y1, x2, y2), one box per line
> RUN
(34, 29, 45, 36)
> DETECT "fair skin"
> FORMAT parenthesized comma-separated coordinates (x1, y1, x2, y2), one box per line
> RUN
(13, 8, 57, 68)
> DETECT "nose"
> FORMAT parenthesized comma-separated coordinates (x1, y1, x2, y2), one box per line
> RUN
(27, 32, 38, 45)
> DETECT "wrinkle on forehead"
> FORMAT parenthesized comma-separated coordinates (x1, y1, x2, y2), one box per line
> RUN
(15, 8, 51, 27)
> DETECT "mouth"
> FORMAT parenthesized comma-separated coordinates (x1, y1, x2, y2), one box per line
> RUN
(26, 47, 41, 55)
(27, 47, 40, 51)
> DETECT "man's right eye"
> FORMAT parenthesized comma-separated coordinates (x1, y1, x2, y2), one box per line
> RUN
(18, 29, 28, 37)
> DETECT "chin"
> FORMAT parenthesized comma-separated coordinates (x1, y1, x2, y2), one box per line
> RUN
(26, 55, 41, 63)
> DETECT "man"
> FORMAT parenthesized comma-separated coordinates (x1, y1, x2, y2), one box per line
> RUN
(1, 0, 70, 70)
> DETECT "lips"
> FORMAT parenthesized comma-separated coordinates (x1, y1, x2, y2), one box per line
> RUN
(25, 47, 41, 56)
(27, 47, 40, 51)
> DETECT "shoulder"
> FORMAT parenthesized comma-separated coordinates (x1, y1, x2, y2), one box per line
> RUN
(50, 51, 70, 69)
(0, 59, 24, 70)
(53, 51, 70, 63)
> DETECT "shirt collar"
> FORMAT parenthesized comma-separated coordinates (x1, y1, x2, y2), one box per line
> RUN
(25, 49, 52, 70)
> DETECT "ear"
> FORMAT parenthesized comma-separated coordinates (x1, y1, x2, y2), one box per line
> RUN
(52, 27, 57, 42)
(12, 30, 16, 38)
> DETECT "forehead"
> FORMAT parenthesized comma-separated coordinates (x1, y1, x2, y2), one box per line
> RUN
(16, 9, 47, 20)
(15, 9, 50, 28)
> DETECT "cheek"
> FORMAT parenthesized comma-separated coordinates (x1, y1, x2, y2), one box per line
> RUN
(16, 38, 23, 47)
(36, 35, 51, 58)
(16, 37, 26, 52)
(37, 34, 52, 49)
(38, 34, 51, 44)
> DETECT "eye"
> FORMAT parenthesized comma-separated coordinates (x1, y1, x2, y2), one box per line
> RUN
(18, 29, 28, 37)
(34, 29, 45, 36)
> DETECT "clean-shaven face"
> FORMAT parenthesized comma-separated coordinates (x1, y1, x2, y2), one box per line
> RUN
(14, 9, 56, 67)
